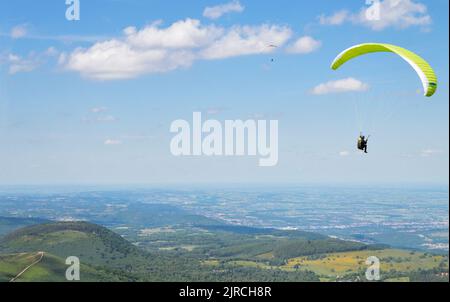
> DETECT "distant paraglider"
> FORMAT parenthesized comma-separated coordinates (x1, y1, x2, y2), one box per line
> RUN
(268, 44, 278, 63)
(357, 134, 369, 154)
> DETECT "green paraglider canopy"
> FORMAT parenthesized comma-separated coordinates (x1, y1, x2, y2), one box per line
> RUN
(331, 43, 438, 97)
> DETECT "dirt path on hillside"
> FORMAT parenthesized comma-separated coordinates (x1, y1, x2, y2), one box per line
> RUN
(9, 251, 45, 282)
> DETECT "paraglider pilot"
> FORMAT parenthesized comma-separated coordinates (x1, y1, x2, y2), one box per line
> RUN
(358, 134, 369, 154)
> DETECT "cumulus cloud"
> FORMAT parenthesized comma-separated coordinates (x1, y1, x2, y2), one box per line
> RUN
(318, 0, 431, 31)
(355, 0, 431, 30)
(286, 36, 322, 54)
(62, 19, 293, 80)
(124, 19, 223, 49)
(62, 39, 195, 80)
(311, 78, 369, 95)
(203, 1, 245, 20)
(200, 25, 292, 60)
(10, 25, 28, 39)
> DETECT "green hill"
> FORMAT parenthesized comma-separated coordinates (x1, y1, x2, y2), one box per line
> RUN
(0, 221, 192, 281)
(0, 252, 128, 282)
(0, 221, 150, 273)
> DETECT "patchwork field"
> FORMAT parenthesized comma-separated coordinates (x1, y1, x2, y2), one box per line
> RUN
(282, 249, 449, 278)
(207, 249, 449, 281)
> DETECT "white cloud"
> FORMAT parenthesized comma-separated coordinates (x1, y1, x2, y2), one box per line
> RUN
(286, 36, 322, 54)
(124, 19, 223, 49)
(62, 19, 293, 80)
(104, 139, 122, 145)
(311, 78, 369, 95)
(339, 151, 350, 157)
(7, 53, 40, 74)
(3, 48, 59, 75)
(319, 10, 349, 25)
(355, 0, 431, 31)
(203, 1, 245, 20)
(62, 39, 194, 80)
(201, 25, 292, 60)
(318, 0, 431, 31)
(10, 25, 28, 39)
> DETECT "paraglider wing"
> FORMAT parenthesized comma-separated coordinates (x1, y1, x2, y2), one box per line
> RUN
(331, 43, 438, 97)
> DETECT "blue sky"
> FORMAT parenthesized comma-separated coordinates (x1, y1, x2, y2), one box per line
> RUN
(0, 0, 448, 185)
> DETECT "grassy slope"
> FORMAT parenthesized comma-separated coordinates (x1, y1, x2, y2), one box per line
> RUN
(0, 252, 127, 282)
(0, 222, 188, 281)
(0, 222, 144, 267)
